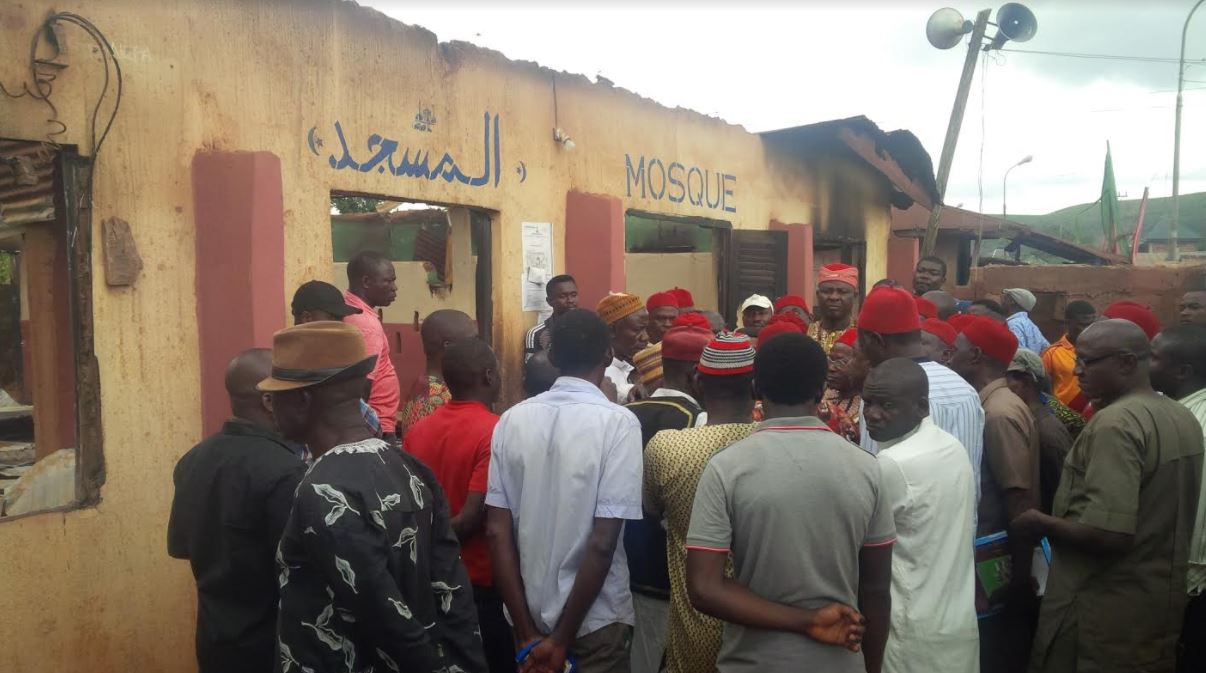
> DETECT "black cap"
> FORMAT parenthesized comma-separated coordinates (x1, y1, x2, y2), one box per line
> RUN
(291, 281, 362, 318)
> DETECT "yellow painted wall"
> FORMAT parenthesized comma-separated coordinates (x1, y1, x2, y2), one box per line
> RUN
(0, 1, 900, 671)
(625, 252, 719, 311)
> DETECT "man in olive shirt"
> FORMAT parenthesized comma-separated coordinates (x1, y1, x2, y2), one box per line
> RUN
(1012, 319, 1204, 673)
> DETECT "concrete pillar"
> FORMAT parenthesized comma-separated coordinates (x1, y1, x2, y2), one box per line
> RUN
(886, 236, 919, 289)
(192, 151, 286, 436)
(565, 191, 625, 309)
(770, 220, 815, 302)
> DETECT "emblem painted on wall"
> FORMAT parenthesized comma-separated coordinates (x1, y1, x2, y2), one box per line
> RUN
(308, 111, 526, 187)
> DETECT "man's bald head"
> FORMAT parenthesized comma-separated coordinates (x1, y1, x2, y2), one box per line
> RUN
(1075, 319, 1154, 407)
(225, 348, 274, 425)
(863, 358, 929, 442)
(523, 351, 560, 399)
(1080, 319, 1152, 356)
(420, 310, 478, 358)
(922, 290, 958, 320)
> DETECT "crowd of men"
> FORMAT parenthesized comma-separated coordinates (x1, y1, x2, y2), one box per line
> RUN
(167, 249, 1206, 673)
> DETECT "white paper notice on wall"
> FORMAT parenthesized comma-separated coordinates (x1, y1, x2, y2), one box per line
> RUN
(521, 222, 553, 313)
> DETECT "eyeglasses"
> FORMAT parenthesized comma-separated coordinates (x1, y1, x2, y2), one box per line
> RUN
(1075, 351, 1144, 368)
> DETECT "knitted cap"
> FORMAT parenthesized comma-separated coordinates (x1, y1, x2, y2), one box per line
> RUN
(672, 312, 712, 331)
(698, 333, 756, 376)
(774, 294, 810, 314)
(757, 313, 807, 345)
(1103, 300, 1161, 340)
(858, 287, 921, 335)
(921, 318, 957, 347)
(646, 291, 679, 312)
(915, 296, 938, 320)
(633, 343, 664, 386)
(947, 313, 976, 333)
(596, 292, 644, 326)
(669, 287, 695, 309)
(661, 326, 713, 362)
(962, 316, 1020, 366)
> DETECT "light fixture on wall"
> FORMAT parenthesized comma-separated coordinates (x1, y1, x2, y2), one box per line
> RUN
(553, 127, 575, 151)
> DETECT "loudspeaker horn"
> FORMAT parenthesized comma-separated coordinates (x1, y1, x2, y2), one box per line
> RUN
(926, 7, 972, 49)
(997, 3, 1037, 42)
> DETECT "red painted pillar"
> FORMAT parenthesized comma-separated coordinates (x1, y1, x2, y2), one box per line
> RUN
(886, 236, 920, 289)
(192, 151, 286, 436)
(770, 221, 815, 303)
(565, 191, 625, 309)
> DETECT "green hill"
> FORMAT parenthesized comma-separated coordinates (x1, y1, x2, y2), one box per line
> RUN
(1010, 192, 1206, 249)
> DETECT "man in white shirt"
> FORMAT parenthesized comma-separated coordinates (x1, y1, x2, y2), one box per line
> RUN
(856, 287, 986, 512)
(597, 292, 650, 403)
(486, 308, 645, 673)
(864, 358, 979, 673)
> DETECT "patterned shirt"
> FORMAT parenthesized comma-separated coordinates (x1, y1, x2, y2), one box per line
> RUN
(819, 388, 861, 444)
(277, 438, 485, 673)
(1043, 393, 1085, 439)
(806, 318, 856, 354)
(1007, 311, 1051, 354)
(400, 375, 450, 437)
(643, 423, 755, 673)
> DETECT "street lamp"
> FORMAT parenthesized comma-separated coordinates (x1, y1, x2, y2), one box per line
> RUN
(1003, 154, 1033, 222)
(974, 154, 1032, 266)
(1170, 0, 1205, 262)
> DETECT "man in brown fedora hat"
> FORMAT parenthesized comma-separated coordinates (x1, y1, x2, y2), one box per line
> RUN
(265, 321, 485, 673)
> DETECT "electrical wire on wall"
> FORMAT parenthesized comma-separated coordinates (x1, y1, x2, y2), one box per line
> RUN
(0, 12, 124, 160)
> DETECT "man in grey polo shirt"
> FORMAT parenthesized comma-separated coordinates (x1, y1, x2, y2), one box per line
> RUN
(685, 332, 895, 673)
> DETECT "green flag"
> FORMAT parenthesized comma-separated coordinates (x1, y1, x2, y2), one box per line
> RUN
(1101, 142, 1120, 254)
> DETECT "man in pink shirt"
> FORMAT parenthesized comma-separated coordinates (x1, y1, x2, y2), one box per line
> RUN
(343, 250, 401, 439)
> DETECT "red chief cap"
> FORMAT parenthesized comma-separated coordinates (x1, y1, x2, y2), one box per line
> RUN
(757, 313, 807, 345)
(774, 294, 810, 314)
(818, 263, 859, 289)
(858, 287, 921, 335)
(947, 313, 977, 333)
(669, 287, 695, 309)
(1103, 300, 1161, 340)
(921, 318, 957, 347)
(646, 291, 679, 312)
(915, 296, 938, 320)
(661, 325, 713, 362)
(671, 312, 712, 331)
(836, 327, 859, 348)
(962, 316, 1019, 366)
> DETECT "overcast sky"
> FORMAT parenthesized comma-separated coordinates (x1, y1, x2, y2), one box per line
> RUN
(365, 0, 1206, 216)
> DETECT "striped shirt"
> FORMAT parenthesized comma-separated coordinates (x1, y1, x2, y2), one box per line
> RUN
(1007, 311, 1051, 354)
(862, 360, 985, 510)
(523, 320, 552, 362)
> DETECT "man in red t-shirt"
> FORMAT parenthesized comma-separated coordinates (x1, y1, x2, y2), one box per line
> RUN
(403, 337, 512, 672)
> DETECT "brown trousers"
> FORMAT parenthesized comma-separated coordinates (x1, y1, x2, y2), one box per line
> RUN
(572, 623, 632, 673)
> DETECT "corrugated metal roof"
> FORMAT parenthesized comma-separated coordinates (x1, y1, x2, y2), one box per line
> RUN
(0, 140, 56, 227)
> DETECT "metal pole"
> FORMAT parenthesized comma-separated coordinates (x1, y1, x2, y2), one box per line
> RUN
(922, 8, 992, 256)
(1170, 0, 1205, 262)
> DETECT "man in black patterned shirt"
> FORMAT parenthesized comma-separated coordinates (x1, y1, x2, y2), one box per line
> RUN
(263, 321, 485, 673)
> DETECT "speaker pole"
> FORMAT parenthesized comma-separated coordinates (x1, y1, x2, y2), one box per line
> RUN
(922, 8, 991, 257)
